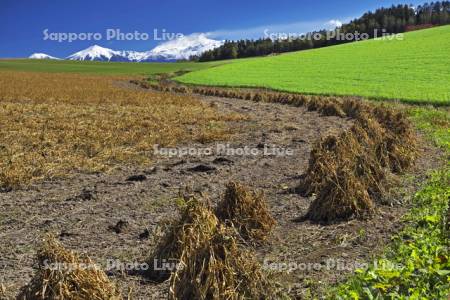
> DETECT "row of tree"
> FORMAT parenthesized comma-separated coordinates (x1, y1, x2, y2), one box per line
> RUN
(193, 2, 450, 61)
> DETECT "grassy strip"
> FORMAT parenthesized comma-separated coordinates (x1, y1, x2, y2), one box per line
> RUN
(334, 107, 450, 299)
(408, 107, 450, 153)
(0, 59, 224, 76)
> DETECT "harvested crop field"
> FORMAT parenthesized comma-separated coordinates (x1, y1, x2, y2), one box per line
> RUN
(0, 80, 444, 299)
(0, 71, 242, 189)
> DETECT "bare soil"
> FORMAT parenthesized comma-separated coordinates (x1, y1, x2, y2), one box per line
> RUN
(0, 89, 443, 299)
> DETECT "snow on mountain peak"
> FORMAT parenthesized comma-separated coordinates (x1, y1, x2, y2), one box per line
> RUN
(29, 53, 60, 60)
(148, 33, 224, 60)
(66, 45, 122, 61)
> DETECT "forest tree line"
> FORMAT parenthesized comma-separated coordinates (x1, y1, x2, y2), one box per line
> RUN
(192, 2, 450, 61)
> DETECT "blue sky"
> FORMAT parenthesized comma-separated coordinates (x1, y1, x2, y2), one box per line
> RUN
(0, 0, 425, 58)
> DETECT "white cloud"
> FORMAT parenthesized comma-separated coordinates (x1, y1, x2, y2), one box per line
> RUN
(326, 19, 343, 28)
(205, 18, 349, 41)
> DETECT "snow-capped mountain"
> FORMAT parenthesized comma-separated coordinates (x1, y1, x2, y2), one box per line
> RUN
(66, 45, 125, 61)
(29, 53, 60, 60)
(144, 34, 223, 61)
(66, 45, 150, 62)
(65, 34, 223, 62)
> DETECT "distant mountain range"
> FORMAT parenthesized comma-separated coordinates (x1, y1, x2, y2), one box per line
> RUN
(29, 34, 223, 62)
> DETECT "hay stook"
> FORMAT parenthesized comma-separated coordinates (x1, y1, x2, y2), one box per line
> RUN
(17, 235, 121, 300)
(215, 181, 276, 243)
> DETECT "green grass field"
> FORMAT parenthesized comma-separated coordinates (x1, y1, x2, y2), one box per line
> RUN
(177, 26, 450, 105)
(0, 59, 224, 76)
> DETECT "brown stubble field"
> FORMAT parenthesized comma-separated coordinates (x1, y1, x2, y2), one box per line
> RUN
(0, 71, 243, 189)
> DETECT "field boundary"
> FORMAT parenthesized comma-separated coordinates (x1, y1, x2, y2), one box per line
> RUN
(173, 81, 450, 107)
